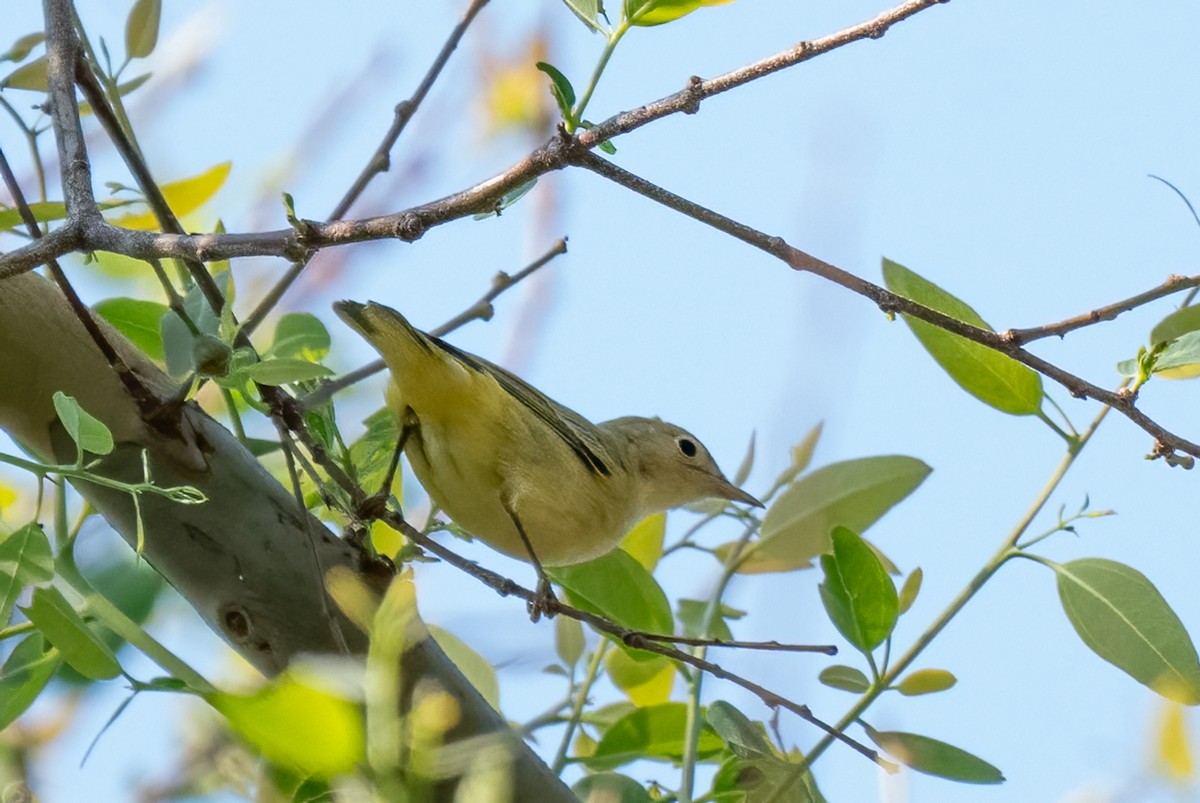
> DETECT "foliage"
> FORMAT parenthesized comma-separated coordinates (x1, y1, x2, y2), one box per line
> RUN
(3, 0, 1200, 802)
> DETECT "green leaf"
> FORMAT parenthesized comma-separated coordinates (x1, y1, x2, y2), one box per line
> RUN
(1054, 558, 1200, 704)
(1, 55, 48, 91)
(711, 753, 821, 802)
(819, 527, 898, 654)
(1, 33, 45, 63)
(882, 258, 1044, 415)
(207, 671, 365, 779)
(474, 178, 537, 219)
(0, 634, 62, 730)
(896, 668, 956, 696)
(551, 548, 673, 637)
(95, 298, 169, 361)
(605, 649, 675, 706)
(21, 586, 121, 681)
(52, 391, 115, 457)
(677, 598, 740, 642)
(1150, 304, 1200, 346)
(80, 74, 152, 116)
(535, 61, 576, 122)
(742, 455, 930, 573)
(555, 614, 585, 670)
(0, 522, 54, 626)
(1151, 330, 1200, 380)
(348, 407, 402, 496)
(707, 700, 774, 759)
(587, 702, 724, 769)
(269, 313, 331, 361)
(817, 664, 871, 693)
(125, 0, 161, 60)
(160, 308, 195, 376)
(863, 724, 1004, 784)
(429, 625, 500, 710)
(627, 0, 704, 27)
(898, 567, 923, 614)
(242, 357, 333, 386)
(572, 773, 653, 803)
(560, 0, 604, 32)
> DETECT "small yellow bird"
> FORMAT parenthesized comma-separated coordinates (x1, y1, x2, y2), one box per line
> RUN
(335, 301, 761, 605)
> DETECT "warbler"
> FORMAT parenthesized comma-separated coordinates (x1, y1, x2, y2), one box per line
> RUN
(335, 301, 761, 607)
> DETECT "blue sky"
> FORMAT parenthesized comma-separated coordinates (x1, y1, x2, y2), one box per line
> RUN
(4, 1, 1200, 800)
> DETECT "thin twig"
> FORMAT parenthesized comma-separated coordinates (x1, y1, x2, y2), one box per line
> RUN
(1004, 274, 1200, 344)
(572, 149, 1200, 460)
(0, 0, 950, 277)
(633, 633, 836, 654)
(330, 0, 490, 220)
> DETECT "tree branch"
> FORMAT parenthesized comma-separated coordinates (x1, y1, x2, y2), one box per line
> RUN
(1004, 274, 1200, 344)
(572, 149, 1200, 459)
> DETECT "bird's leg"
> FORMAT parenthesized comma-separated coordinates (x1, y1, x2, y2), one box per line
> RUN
(502, 499, 559, 622)
(354, 409, 417, 528)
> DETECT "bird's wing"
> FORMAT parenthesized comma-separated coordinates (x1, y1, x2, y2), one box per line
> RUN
(431, 336, 615, 478)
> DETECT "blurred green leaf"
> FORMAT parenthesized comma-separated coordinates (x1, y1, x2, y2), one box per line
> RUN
(572, 773, 653, 803)
(242, 357, 333, 386)
(349, 407, 402, 496)
(864, 723, 1004, 784)
(1054, 558, 1200, 704)
(207, 671, 365, 779)
(711, 752, 822, 802)
(0, 523, 54, 626)
(882, 258, 1044, 415)
(707, 700, 774, 759)
(551, 548, 673, 638)
(160, 308, 195, 376)
(53, 391, 115, 457)
(817, 664, 871, 693)
(898, 567, 923, 614)
(1, 32, 45, 63)
(819, 527, 898, 655)
(22, 586, 121, 681)
(0, 634, 61, 729)
(587, 702, 724, 770)
(95, 298, 169, 361)
(677, 598, 739, 642)
(429, 625, 499, 710)
(896, 668, 956, 696)
(269, 313, 331, 361)
(605, 648, 674, 706)
(1151, 305, 1200, 346)
(2, 55, 47, 91)
(560, 0, 604, 32)
(555, 614, 585, 670)
(125, 0, 161, 60)
(740, 455, 929, 573)
(1150, 330, 1200, 380)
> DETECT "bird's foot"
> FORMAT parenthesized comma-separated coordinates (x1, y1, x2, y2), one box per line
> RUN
(527, 577, 561, 623)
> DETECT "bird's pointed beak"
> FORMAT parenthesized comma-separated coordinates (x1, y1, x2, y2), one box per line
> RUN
(716, 478, 764, 509)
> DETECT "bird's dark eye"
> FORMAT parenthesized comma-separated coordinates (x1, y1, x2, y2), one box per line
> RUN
(678, 438, 697, 458)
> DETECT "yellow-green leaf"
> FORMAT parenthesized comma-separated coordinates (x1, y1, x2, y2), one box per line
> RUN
(620, 512, 665, 572)
(1054, 558, 1200, 704)
(883, 258, 1044, 416)
(1, 55, 47, 91)
(896, 668, 956, 696)
(21, 586, 121, 681)
(111, 161, 231, 230)
(207, 672, 365, 779)
(606, 648, 674, 706)
(429, 625, 499, 711)
(125, 0, 161, 60)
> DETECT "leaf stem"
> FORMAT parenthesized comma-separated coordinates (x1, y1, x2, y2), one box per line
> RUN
(776, 398, 1115, 796)
(551, 638, 610, 773)
(571, 21, 630, 127)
